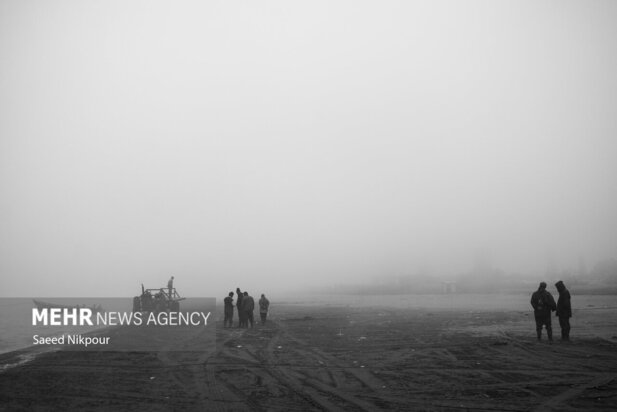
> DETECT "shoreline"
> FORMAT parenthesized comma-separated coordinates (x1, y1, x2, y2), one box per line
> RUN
(1, 303, 617, 410)
(3, 293, 617, 362)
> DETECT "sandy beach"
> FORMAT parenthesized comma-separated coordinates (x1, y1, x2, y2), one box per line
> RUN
(1, 295, 616, 411)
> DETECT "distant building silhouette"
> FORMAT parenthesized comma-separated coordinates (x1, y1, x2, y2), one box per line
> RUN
(442, 281, 457, 294)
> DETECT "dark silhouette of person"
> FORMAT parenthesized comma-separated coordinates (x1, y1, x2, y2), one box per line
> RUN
(236, 288, 245, 328)
(168, 276, 174, 299)
(530, 282, 557, 342)
(259, 294, 270, 325)
(242, 291, 255, 328)
(555, 280, 572, 341)
(223, 292, 234, 328)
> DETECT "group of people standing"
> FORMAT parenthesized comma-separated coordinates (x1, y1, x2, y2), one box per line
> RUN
(530, 280, 572, 342)
(223, 288, 270, 328)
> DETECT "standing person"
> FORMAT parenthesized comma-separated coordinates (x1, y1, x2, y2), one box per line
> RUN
(530, 282, 557, 342)
(168, 276, 175, 299)
(259, 294, 270, 325)
(555, 280, 572, 341)
(236, 288, 244, 328)
(223, 292, 234, 328)
(242, 291, 255, 328)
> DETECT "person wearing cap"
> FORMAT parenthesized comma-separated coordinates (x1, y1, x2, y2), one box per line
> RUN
(555, 280, 572, 341)
(530, 282, 557, 341)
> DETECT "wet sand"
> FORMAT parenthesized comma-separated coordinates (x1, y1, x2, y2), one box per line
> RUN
(1, 297, 616, 411)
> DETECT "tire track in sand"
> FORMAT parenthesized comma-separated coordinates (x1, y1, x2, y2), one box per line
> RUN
(531, 373, 617, 412)
(258, 319, 388, 411)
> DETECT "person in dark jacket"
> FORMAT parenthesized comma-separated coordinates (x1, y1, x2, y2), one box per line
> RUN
(555, 280, 572, 341)
(236, 288, 245, 328)
(223, 292, 234, 328)
(530, 282, 557, 341)
(167, 276, 175, 299)
(242, 291, 255, 328)
(259, 294, 270, 325)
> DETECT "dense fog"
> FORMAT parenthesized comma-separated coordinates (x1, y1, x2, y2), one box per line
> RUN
(1, 1, 616, 297)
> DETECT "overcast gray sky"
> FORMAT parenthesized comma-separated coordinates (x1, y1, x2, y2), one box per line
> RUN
(1, 0, 616, 297)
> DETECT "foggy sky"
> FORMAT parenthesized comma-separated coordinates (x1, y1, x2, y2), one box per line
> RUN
(1, 0, 616, 297)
